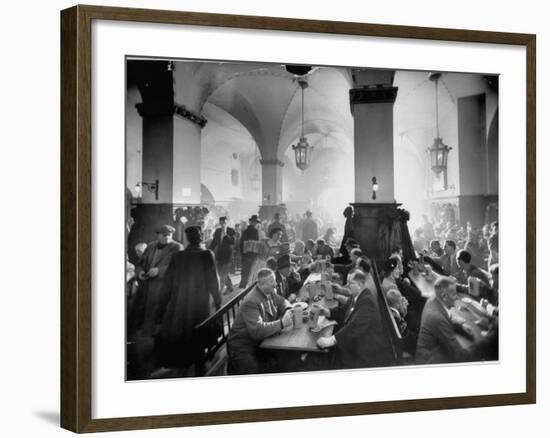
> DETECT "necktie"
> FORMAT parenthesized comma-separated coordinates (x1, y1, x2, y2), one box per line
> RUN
(266, 295, 276, 318)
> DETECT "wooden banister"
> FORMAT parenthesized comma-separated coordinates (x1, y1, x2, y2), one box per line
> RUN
(371, 261, 403, 365)
(193, 282, 256, 376)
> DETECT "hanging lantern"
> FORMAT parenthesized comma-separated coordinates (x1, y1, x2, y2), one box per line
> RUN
(292, 79, 313, 172)
(293, 136, 313, 172)
(428, 137, 452, 175)
(427, 72, 452, 178)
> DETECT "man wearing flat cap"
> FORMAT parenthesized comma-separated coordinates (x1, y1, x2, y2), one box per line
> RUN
(154, 225, 221, 375)
(130, 225, 183, 338)
(239, 214, 262, 288)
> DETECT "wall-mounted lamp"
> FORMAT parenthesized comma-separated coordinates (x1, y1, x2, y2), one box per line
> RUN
(135, 179, 159, 200)
(372, 177, 379, 200)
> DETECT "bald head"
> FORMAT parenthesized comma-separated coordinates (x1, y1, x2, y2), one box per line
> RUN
(434, 276, 458, 308)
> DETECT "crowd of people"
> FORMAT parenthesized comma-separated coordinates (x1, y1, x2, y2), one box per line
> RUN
(126, 207, 499, 379)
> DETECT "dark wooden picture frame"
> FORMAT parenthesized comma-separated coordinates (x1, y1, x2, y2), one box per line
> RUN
(60, 4, 536, 433)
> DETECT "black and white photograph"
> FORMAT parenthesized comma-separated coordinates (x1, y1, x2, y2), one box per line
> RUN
(125, 58, 500, 380)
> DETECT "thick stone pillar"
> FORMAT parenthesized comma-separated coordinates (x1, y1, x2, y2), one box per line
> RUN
(260, 158, 284, 206)
(349, 71, 406, 261)
(259, 158, 285, 221)
(172, 63, 207, 205)
(128, 60, 207, 250)
(351, 82, 398, 203)
(132, 100, 175, 248)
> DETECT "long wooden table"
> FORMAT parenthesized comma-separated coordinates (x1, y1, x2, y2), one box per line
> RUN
(408, 271, 494, 349)
(260, 272, 338, 353)
(259, 319, 335, 352)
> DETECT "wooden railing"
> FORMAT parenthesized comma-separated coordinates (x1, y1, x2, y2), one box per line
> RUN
(371, 261, 403, 365)
(193, 282, 256, 376)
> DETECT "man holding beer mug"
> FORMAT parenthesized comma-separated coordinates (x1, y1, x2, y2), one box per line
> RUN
(227, 268, 293, 374)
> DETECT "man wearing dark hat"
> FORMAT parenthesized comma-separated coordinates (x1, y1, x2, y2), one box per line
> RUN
(239, 215, 261, 288)
(209, 216, 236, 295)
(130, 225, 183, 338)
(274, 254, 302, 300)
(154, 225, 221, 376)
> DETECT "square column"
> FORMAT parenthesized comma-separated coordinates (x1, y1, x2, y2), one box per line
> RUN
(349, 73, 414, 261)
(260, 159, 284, 206)
(350, 85, 398, 203)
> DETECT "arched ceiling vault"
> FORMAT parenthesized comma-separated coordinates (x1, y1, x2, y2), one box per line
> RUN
(192, 62, 354, 161)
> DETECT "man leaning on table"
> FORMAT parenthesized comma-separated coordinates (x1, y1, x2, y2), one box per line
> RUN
(227, 268, 293, 374)
(416, 276, 496, 364)
(316, 268, 393, 369)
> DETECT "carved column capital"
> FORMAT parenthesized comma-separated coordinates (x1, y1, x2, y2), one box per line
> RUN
(349, 85, 399, 105)
(260, 159, 285, 167)
(136, 101, 207, 128)
(173, 103, 208, 128)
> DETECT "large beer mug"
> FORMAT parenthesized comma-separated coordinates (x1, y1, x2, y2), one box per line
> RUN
(292, 304, 304, 328)
(306, 282, 316, 300)
(323, 281, 334, 301)
(468, 276, 481, 297)
(308, 304, 321, 329)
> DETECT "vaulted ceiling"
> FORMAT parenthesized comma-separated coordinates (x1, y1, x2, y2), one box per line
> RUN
(182, 61, 354, 159)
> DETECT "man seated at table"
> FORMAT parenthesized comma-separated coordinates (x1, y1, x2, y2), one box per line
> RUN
(315, 238, 334, 259)
(332, 237, 360, 265)
(453, 250, 492, 299)
(415, 276, 494, 364)
(333, 247, 362, 285)
(316, 268, 393, 369)
(430, 240, 460, 276)
(386, 289, 418, 357)
(429, 239, 444, 257)
(227, 268, 293, 375)
(382, 256, 425, 314)
(275, 254, 303, 301)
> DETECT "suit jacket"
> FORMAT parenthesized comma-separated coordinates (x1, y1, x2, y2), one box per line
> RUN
(415, 297, 471, 364)
(239, 225, 260, 255)
(209, 227, 235, 253)
(432, 251, 460, 276)
(332, 288, 393, 368)
(227, 287, 290, 353)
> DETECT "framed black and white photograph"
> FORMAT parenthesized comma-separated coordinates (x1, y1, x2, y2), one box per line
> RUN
(60, 5, 536, 433)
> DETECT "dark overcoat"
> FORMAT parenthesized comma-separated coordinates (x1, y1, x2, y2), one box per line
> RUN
(332, 288, 393, 369)
(155, 244, 221, 368)
(130, 240, 183, 337)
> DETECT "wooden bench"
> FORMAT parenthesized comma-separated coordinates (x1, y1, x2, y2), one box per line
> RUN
(371, 261, 403, 366)
(193, 283, 256, 376)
